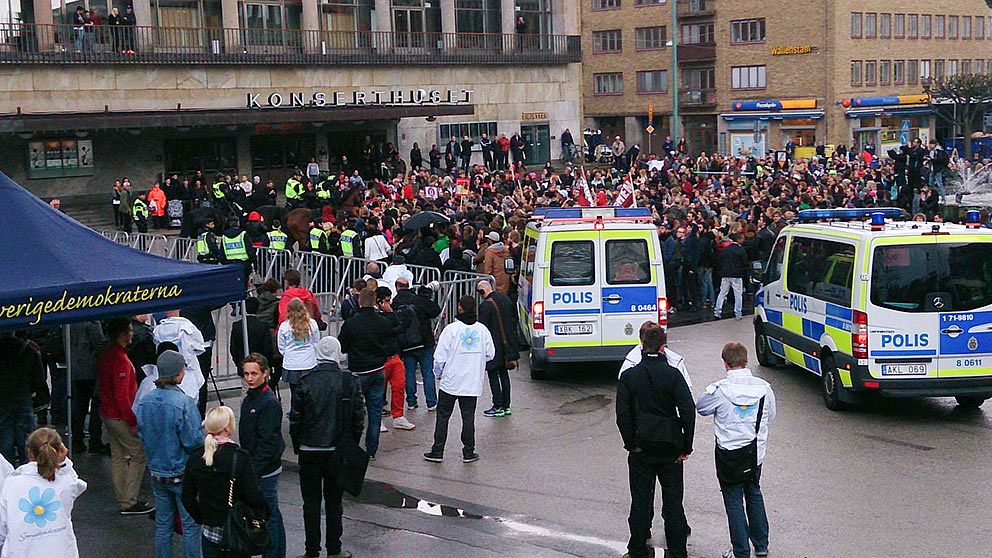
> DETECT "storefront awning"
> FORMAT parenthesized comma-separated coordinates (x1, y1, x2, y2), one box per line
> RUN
(0, 104, 476, 134)
(720, 111, 824, 121)
(845, 105, 934, 119)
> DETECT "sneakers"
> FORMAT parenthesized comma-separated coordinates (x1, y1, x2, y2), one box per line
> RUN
(423, 451, 444, 462)
(379, 422, 388, 432)
(381, 407, 390, 417)
(407, 403, 419, 410)
(120, 502, 155, 516)
(483, 407, 505, 417)
(721, 550, 734, 558)
(462, 453, 480, 463)
(427, 405, 437, 412)
(503, 405, 512, 416)
(755, 551, 769, 557)
(327, 552, 353, 558)
(393, 416, 416, 430)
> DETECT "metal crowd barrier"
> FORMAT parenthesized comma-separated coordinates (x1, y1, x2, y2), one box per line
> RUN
(332, 255, 441, 303)
(129, 233, 170, 256)
(168, 236, 199, 262)
(433, 271, 495, 336)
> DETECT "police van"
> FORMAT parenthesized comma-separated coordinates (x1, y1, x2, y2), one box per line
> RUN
(517, 207, 667, 379)
(753, 207, 992, 410)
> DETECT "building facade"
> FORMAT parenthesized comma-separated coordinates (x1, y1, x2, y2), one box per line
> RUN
(0, 0, 580, 199)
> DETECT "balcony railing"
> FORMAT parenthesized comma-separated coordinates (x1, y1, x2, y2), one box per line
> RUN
(0, 23, 580, 66)
(680, 89, 717, 106)
(678, 43, 715, 62)
(677, 0, 715, 18)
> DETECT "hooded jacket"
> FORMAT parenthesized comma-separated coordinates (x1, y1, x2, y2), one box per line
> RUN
(619, 345, 692, 389)
(152, 317, 207, 402)
(0, 459, 87, 558)
(278, 287, 321, 325)
(696, 368, 776, 464)
(432, 313, 495, 397)
(482, 242, 512, 295)
(616, 352, 695, 458)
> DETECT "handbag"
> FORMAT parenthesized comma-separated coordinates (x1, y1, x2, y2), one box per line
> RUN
(333, 372, 370, 496)
(223, 450, 271, 555)
(714, 396, 765, 486)
(488, 299, 518, 370)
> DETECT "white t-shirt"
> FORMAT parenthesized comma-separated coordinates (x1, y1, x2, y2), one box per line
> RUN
(618, 345, 692, 389)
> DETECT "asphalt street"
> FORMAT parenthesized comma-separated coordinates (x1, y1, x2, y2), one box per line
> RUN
(72, 317, 992, 557)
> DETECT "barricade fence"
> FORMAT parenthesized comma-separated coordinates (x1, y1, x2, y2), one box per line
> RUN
(434, 271, 495, 336)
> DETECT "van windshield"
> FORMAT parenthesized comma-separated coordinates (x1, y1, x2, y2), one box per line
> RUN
(870, 243, 992, 312)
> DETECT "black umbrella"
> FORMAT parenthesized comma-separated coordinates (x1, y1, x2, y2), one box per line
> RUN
(403, 210, 450, 231)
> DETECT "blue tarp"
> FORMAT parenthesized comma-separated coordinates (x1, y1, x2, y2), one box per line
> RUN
(0, 171, 245, 331)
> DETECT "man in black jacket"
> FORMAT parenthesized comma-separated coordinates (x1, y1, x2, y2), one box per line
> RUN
(714, 233, 749, 320)
(289, 337, 364, 558)
(393, 277, 442, 411)
(616, 323, 694, 558)
(230, 297, 276, 380)
(477, 280, 520, 417)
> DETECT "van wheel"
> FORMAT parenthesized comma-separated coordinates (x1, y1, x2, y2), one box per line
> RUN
(755, 326, 783, 367)
(529, 353, 550, 380)
(955, 395, 988, 408)
(820, 354, 846, 411)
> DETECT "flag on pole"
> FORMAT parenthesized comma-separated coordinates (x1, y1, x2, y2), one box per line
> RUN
(613, 173, 635, 208)
(576, 166, 593, 207)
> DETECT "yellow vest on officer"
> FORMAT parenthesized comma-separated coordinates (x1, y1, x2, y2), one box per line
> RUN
(212, 181, 226, 199)
(267, 230, 288, 250)
(309, 227, 326, 251)
(132, 199, 149, 220)
(222, 232, 249, 261)
(285, 178, 303, 200)
(196, 231, 215, 256)
(315, 180, 332, 200)
(340, 229, 358, 257)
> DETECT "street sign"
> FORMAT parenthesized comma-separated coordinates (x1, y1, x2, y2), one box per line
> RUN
(648, 103, 654, 122)
(900, 118, 911, 145)
(646, 125, 655, 134)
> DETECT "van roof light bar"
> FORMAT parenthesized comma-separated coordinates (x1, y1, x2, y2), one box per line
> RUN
(797, 208, 908, 223)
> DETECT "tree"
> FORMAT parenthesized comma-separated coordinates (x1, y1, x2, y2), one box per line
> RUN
(924, 73, 992, 158)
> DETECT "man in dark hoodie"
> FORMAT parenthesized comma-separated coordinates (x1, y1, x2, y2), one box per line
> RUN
(616, 323, 694, 558)
(290, 336, 364, 558)
(0, 331, 45, 464)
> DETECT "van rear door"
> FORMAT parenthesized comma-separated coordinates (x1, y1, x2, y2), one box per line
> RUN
(599, 231, 659, 348)
(544, 232, 602, 349)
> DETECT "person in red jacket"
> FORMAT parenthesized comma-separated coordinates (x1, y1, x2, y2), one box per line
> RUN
(98, 317, 153, 516)
(277, 268, 322, 325)
(147, 181, 168, 229)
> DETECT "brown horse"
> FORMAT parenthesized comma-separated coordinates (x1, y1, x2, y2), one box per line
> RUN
(283, 207, 314, 251)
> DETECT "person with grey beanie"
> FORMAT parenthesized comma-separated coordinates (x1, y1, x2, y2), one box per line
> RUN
(289, 336, 364, 558)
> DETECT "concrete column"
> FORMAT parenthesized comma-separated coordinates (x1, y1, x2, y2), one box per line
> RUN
(236, 133, 252, 177)
(301, 0, 319, 52)
(32, 0, 55, 51)
(501, 0, 515, 35)
(131, 0, 151, 32)
(373, 0, 392, 49)
(439, 0, 455, 51)
(221, 0, 240, 51)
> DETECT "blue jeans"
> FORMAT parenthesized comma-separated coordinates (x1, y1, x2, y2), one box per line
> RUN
(698, 267, 715, 307)
(260, 474, 286, 558)
(929, 168, 945, 200)
(152, 480, 202, 558)
(720, 465, 769, 558)
(715, 277, 744, 318)
(357, 372, 385, 458)
(402, 347, 437, 408)
(0, 404, 36, 464)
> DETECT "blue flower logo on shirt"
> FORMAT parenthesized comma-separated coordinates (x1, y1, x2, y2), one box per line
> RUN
(733, 404, 757, 420)
(460, 328, 481, 349)
(19, 487, 61, 528)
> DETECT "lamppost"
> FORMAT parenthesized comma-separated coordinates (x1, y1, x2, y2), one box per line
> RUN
(670, 0, 679, 145)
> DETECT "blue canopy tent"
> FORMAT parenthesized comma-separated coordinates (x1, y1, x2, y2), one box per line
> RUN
(0, 171, 245, 451)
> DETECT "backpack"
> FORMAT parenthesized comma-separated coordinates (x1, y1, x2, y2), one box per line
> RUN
(394, 305, 424, 352)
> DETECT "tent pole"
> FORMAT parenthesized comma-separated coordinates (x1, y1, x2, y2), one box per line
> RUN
(63, 324, 73, 457)
(241, 299, 249, 365)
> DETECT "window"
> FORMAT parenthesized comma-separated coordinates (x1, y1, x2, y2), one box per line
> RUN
(731, 65, 766, 89)
(879, 60, 891, 84)
(251, 134, 313, 170)
(921, 14, 931, 37)
(732, 18, 766, 43)
(894, 14, 905, 38)
(319, 0, 371, 33)
(948, 15, 958, 38)
(606, 240, 650, 285)
(593, 0, 619, 9)
(438, 121, 498, 146)
(880, 13, 891, 38)
(454, 0, 501, 34)
(522, 236, 536, 283)
(851, 60, 862, 85)
(681, 23, 714, 44)
(908, 14, 918, 38)
(592, 29, 622, 53)
(550, 241, 595, 286)
(871, 243, 992, 313)
(634, 26, 667, 50)
(594, 72, 624, 95)
(977, 59, 986, 75)
(907, 59, 918, 83)
(865, 60, 877, 84)
(920, 59, 931, 80)
(962, 59, 972, 74)
(865, 12, 876, 37)
(851, 12, 862, 37)
(634, 0, 663, 4)
(763, 237, 786, 285)
(240, 0, 303, 47)
(787, 238, 856, 306)
(976, 16, 985, 39)
(164, 137, 234, 176)
(962, 16, 971, 38)
(934, 15, 944, 38)
(948, 59, 958, 76)
(683, 67, 715, 90)
(893, 60, 905, 83)
(636, 70, 668, 93)
(934, 59, 944, 79)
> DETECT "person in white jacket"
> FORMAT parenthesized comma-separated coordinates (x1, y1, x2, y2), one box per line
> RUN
(0, 428, 87, 558)
(618, 322, 692, 390)
(424, 296, 495, 464)
(695, 342, 776, 558)
(381, 255, 414, 296)
(152, 310, 207, 409)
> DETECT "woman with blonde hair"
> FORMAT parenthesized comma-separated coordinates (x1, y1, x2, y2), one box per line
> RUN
(182, 406, 268, 558)
(0, 428, 87, 557)
(276, 297, 319, 394)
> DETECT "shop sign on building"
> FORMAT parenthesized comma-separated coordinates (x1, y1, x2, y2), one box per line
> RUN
(247, 88, 474, 109)
(770, 44, 814, 56)
(521, 112, 549, 121)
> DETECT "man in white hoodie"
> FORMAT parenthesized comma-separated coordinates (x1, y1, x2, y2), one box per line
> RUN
(424, 296, 495, 464)
(152, 310, 208, 417)
(696, 342, 776, 558)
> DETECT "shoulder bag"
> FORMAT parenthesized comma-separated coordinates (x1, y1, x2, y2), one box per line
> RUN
(488, 298, 517, 370)
(714, 396, 765, 486)
(223, 449, 271, 554)
(333, 372, 370, 496)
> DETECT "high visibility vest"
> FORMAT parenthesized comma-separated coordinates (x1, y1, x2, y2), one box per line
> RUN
(132, 199, 149, 220)
(340, 229, 358, 257)
(309, 227, 325, 250)
(315, 181, 332, 199)
(267, 230, 288, 250)
(212, 182, 225, 199)
(285, 178, 303, 200)
(196, 232, 214, 255)
(222, 232, 249, 261)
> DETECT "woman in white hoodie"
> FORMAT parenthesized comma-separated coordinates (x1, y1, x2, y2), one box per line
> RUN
(0, 428, 87, 558)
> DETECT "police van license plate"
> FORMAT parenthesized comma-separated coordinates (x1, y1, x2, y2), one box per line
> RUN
(881, 364, 927, 376)
(554, 324, 593, 335)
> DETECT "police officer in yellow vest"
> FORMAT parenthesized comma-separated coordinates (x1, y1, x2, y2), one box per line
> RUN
(315, 175, 333, 205)
(195, 222, 220, 264)
(285, 169, 304, 209)
(339, 222, 361, 258)
(309, 219, 330, 254)
(267, 221, 288, 250)
(132, 192, 150, 233)
(221, 218, 254, 285)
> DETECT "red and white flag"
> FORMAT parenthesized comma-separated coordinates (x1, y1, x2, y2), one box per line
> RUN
(576, 167, 595, 207)
(613, 174, 636, 208)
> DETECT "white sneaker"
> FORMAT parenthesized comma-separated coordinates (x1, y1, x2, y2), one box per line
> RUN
(722, 549, 736, 558)
(379, 422, 388, 432)
(427, 405, 437, 412)
(393, 416, 416, 430)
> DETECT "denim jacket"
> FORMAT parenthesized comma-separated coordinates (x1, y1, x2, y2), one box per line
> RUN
(137, 384, 204, 478)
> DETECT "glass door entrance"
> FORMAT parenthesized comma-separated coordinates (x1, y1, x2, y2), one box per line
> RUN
(521, 123, 551, 165)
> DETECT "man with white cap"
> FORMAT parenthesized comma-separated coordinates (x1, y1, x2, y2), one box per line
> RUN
(290, 336, 365, 558)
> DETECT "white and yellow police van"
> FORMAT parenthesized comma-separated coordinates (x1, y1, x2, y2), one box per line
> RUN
(754, 207, 992, 410)
(517, 207, 667, 379)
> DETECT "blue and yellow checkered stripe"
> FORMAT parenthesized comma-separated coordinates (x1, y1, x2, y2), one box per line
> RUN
(767, 303, 853, 353)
